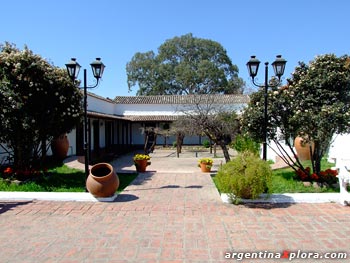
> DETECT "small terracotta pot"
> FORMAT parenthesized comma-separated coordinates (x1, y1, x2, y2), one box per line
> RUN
(135, 159, 148, 172)
(200, 163, 211, 173)
(86, 163, 119, 198)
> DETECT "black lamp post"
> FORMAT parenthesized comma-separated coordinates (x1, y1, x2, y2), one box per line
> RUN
(246, 55, 286, 160)
(65, 58, 105, 180)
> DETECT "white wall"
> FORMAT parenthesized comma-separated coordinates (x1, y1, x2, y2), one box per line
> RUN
(99, 120, 106, 148)
(266, 139, 294, 162)
(328, 134, 350, 158)
(88, 95, 115, 115)
(66, 129, 76, 156)
(0, 143, 11, 164)
(184, 136, 201, 145)
(116, 104, 179, 116)
(131, 123, 144, 145)
(115, 103, 246, 117)
(266, 133, 350, 163)
(156, 135, 176, 146)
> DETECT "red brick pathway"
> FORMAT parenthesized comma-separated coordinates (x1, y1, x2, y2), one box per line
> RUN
(1, 172, 350, 263)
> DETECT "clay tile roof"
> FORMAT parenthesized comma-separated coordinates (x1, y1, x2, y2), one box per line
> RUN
(114, 94, 249, 105)
(124, 115, 179, 122)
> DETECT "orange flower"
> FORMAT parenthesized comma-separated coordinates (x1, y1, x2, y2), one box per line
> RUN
(4, 167, 13, 175)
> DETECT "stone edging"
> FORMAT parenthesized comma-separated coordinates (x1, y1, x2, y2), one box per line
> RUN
(0, 192, 118, 202)
(221, 193, 348, 205)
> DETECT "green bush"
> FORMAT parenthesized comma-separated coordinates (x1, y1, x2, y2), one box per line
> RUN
(231, 134, 260, 155)
(202, 140, 210, 148)
(216, 151, 272, 200)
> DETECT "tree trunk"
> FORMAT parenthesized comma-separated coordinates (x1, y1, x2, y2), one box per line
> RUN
(41, 138, 47, 162)
(219, 142, 230, 163)
(176, 132, 184, 158)
(13, 142, 32, 170)
(313, 140, 325, 176)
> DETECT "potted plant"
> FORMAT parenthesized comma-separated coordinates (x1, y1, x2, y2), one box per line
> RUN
(133, 154, 151, 172)
(198, 158, 213, 172)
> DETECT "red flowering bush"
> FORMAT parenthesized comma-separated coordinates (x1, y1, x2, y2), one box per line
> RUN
(296, 167, 311, 181)
(296, 167, 338, 185)
(319, 169, 338, 184)
(1, 165, 47, 180)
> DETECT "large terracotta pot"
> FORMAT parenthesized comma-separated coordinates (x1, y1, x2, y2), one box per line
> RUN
(135, 159, 148, 172)
(51, 134, 69, 159)
(200, 163, 211, 173)
(86, 163, 119, 198)
(294, 136, 314, 161)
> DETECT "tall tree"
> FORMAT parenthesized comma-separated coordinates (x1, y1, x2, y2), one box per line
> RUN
(242, 54, 350, 175)
(127, 33, 244, 95)
(0, 43, 82, 170)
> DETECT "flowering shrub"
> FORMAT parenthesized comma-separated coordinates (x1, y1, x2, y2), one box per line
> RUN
(242, 54, 350, 178)
(296, 167, 338, 185)
(0, 166, 47, 180)
(0, 43, 82, 170)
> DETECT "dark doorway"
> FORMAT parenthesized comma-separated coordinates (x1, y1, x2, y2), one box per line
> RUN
(92, 120, 100, 156)
(105, 121, 113, 152)
(76, 122, 84, 155)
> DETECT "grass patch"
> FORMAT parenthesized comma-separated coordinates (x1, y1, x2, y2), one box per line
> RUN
(213, 158, 339, 194)
(117, 173, 138, 193)
(270, 158, 338, 193)
(269, 168, 336, 193)
(0, 163, 138, 193)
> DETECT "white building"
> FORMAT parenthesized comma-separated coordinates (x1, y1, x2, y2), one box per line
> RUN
(2, 92, 350, 164)
(66, 93, 250, 161)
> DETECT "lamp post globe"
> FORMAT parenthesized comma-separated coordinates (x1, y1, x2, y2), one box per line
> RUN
(90, 58, 105, 79)
(246, 55, 261, 79)
(272, 55, 287, 80)
(65, 58, 81, 80)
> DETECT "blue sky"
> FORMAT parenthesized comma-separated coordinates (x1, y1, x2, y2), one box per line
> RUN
(1, 0, 349, 98)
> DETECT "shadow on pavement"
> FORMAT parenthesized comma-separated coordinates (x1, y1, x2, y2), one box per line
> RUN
(125, 184, 203, 191)
(0, 201, 32, 215)
(131, 172, 156, 185)
(115, 194, 139, 202)
(241, 202, 293, 209)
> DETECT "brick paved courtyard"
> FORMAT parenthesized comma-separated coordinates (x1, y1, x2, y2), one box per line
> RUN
(1, 170, 350, 263)
(1, 150, 350, 262)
